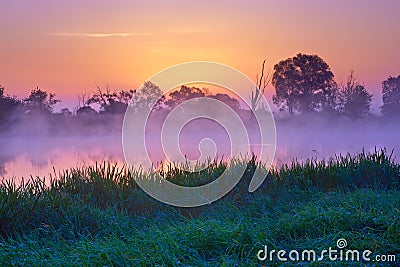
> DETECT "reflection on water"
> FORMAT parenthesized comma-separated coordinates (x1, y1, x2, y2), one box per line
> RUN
(1, 147, 124, 181)
(1, 117, 399, 181)
(0, 136, 124, 182)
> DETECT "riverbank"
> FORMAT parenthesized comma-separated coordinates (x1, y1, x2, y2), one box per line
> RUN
(0, 149, 399, 266)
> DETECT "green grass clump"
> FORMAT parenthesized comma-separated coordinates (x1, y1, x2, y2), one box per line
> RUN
(0, 149, 399, 266)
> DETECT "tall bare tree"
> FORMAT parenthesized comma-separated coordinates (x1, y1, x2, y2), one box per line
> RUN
(251, 60, 271, 111)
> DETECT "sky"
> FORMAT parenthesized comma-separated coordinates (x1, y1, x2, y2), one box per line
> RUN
(1, 0, 400, 111)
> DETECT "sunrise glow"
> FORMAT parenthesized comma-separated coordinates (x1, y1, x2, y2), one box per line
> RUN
(1, 0, 399, 110)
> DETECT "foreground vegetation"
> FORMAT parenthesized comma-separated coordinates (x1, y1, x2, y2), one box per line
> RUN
(0, 149, 399, 266)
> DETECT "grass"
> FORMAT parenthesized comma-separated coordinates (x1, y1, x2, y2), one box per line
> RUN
(0, 148, 399, 266)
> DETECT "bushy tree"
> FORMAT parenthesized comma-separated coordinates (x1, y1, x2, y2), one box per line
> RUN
(87, 86, 135, 114)
(59, 108, 72, 116)
(0, 85, 22, 123)
(337, 71, 372, 119)
(272, 53, 337, 115)
(86, 82, 165, 115)
(381, 75, 400, 116)
(209, 93, 241, 110)
(24, 87, 60, 113)
(76, 106, 98, 118)
(164, 85, 245, 112)
(165, 85, 206, 109)
(131, 81, 165, 113)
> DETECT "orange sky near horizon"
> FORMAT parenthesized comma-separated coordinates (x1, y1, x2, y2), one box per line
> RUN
(1, 0, 400, 111)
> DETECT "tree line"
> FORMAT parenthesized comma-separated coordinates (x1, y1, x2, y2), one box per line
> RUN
(1, 53, 400, 128)
(271, 53, 400, 118)
(0, 81, 243, 131)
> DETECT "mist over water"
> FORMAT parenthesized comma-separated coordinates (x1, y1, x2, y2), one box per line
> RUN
(0, 112, 399, 180)
(0, 134, 123, 180)
(275, 114, 400, 164)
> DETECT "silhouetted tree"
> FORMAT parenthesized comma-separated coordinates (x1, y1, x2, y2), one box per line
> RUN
(117, 89, 136, 105)
(165, 85, 206, 109)
(130, 81, 165, 113)
(381, 75, 400, 116)
(209, 93, 241, 110)
(164, 85, 244, 114)
(24, 87, 60, 113)
(87, 86, 134, 114)
(59, 108, 72, 117)
(337, 71, 372, 119)
(0, 86, 22, 124)
(86, 83, 165, 115)
(76, 106, 98, 118)
(272, 53, 337, 115)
